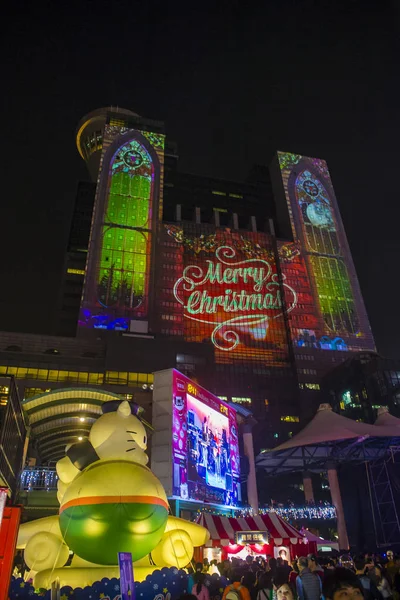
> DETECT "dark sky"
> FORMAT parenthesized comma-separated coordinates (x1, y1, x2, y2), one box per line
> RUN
(2, 0, 400, 356)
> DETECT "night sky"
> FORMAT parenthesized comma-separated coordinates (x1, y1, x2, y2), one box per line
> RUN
(2, 1, 399, 356)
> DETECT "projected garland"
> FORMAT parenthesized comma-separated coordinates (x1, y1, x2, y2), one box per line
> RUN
(173, 245, 297, 352)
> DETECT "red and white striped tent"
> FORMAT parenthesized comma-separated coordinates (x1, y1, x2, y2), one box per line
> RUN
(198, 512, 305, 547)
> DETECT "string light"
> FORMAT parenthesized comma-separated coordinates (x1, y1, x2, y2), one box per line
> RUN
(20, 468, 58, 492)
(195, 503, 336, 521)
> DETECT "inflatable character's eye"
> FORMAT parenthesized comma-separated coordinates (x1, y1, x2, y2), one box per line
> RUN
(144, 436, 146, 444)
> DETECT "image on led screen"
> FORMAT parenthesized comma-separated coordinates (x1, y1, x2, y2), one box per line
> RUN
(172, 370, 240, 506)
(187, 394, 231, 491)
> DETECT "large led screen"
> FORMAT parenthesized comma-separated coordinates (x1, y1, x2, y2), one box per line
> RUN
(172, 370, 240, 506)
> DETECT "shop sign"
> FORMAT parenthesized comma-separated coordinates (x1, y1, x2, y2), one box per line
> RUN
(235, 530, 269, 545)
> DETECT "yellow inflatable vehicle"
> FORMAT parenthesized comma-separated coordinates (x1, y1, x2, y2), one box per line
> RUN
(17, 400, 209, 589)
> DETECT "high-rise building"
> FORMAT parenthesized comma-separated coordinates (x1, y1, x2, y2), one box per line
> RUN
(55, 181, 96, 336)
(0, 106, 375, 474)
(67, 107, 375, 450)
(270, 152, 376, 420)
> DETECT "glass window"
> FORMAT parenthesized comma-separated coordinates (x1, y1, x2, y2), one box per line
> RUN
(118, 372, 128, 384)
(88, 373, 103, 384)
(26, 368, 38, 378)
(128, 373, 138, 384)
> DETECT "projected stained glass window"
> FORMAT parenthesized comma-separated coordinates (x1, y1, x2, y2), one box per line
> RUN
(79, 132, 159, 331)
(294, 169, 358, 334)
(277, 151, 375, 352)
(97, 140, 153, 315)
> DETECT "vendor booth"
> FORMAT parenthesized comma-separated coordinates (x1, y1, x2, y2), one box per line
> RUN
(197, 512, 309, 562)
(300, 528, 339, 553)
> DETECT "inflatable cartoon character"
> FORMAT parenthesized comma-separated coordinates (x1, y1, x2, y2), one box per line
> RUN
(17, 400, 209, 588)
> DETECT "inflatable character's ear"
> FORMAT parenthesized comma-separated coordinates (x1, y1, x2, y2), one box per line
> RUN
(101, 399, 154, 431)
(117, 400, 131, 418)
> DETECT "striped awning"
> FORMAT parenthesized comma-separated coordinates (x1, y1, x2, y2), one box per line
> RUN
(197, 512, 304, 547)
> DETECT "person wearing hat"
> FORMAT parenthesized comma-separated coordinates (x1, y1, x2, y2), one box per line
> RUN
(308, 554, 325, 581)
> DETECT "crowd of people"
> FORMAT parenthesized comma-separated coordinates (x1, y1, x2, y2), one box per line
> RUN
(182, 551, 400, 600)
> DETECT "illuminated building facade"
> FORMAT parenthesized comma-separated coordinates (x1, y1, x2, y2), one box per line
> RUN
(63, 110, 374, 447)
(77, 110, 165, 333)
(271, 152, 374, 354)
(270, 152, 376, 421)
(0, 109, 376, 465)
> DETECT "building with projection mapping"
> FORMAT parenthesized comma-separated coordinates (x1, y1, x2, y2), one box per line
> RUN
(0, 107, 377, 478)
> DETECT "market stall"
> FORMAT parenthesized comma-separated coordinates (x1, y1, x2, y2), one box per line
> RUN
(300, 528, 339, 553)
(197, 512, 309, 562)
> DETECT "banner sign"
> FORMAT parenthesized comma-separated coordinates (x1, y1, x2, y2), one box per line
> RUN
(235, 530, 269, 545)
(118, 552, 135, 600)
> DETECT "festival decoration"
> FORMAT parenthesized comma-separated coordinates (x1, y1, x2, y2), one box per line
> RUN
(165, 226, 300, 262)
(8, 569, 229, 600)
(16, 400, 209, 588)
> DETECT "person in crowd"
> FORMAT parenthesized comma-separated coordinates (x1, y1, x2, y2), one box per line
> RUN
(274, 577, 296, 600)
(289, 560, 299, 584)
(187, 566, 196, 594)
(296, 556, 322, 600)
(202, 558, 210, 573)
(277, 557, 292, 581)
(386, 554, 400, 589)
(257, 572, 273, 600)
(326, 561, 336, 572)
(246, 555, 259, 574)
(374, 565, 393, 600)
(393, 563, 400, 600)
(268, 558, 278, 579)
(323, 568, 364, 600)
(279, 550, 289, 562)
(208, 559, 219, 576)
(222, 569, 251, 600)
(307, 555, 325, 580)
(13, 550, 24, 578)
(242, 571, 258, 600)
(220, 560, 232, 578)
(354, 557, 383, 600)
(192, 572, 210, 600)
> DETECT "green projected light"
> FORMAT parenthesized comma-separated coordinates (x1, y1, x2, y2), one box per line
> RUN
(294, 169, 359, 334)
(97, 139, 153, 315)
